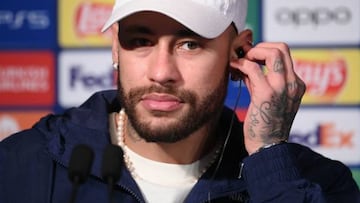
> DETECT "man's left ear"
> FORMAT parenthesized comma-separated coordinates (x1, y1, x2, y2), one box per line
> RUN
(112, 23, 120, 70)
(230, 29, 253, 60)
(229, 29, 253, 81)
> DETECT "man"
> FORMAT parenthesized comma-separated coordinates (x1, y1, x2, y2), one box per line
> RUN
(0, 0, 359, 202)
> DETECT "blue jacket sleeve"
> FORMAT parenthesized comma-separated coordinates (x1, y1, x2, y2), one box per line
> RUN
(242, 143, 360, 203)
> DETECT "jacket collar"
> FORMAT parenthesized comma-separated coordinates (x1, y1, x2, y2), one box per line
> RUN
(36, 90, 248, 201)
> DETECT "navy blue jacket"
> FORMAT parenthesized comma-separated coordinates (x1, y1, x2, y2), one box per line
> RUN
(0, 90, 359, 203)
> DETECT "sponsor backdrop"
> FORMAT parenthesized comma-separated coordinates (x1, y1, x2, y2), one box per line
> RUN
(0, 0, 359, 186)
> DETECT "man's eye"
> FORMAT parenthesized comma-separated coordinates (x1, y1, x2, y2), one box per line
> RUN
(180, 41, 199, 50)
(131, 38, 151, 47)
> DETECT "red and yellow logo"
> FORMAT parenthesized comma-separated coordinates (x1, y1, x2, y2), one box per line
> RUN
(292, 49, 360, 104)
(59, 0, 114, 47)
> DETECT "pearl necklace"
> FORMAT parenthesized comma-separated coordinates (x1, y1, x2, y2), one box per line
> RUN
(115, 109, 222, 181)
(115, 109, 138, 179)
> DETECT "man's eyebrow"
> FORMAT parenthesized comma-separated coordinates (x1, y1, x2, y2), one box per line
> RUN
(123, 25, 154, 35)
(175, 29, 202, 38)
(122, 25, 201, 38)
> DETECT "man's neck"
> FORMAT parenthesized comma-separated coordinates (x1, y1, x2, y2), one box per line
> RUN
(124, 117, 219, 164)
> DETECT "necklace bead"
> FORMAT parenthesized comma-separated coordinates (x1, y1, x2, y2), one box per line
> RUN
(115, 109, 222, 181)
(116, 109, 138, 178)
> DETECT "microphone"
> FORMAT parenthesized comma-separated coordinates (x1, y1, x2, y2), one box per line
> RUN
(101, 144, 124, 203)
(68, 144, 94, 203)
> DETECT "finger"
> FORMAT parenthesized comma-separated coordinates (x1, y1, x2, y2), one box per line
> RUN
(230, 58, 273, 98)
(255, 43, 307, 100)
(254, 42, 296, 83)
(287, 76, 306, 104)
(243, 47, 287, 94)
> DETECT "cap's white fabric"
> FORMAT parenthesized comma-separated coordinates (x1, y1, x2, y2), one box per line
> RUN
(101, 0, 248, 38)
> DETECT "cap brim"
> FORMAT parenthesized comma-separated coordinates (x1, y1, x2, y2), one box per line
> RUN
(101, 0, 232, 39)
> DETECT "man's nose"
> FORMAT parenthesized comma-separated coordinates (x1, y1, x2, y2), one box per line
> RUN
(146, 44, 181, 85)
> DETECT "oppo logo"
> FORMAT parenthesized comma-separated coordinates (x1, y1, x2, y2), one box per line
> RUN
(275, 7, 352, 26)
(0, 10, 50, 30)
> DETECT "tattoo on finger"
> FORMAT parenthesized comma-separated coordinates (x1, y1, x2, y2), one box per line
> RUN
(273, 58, 285, 73)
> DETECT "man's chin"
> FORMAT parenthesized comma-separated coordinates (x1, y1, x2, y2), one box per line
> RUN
(141, 117, 182, 131)
(131, 115, 191, 143)
(141, 129, 190, 143)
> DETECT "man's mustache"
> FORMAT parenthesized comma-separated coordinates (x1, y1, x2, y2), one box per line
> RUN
(128, 85, 196, 104)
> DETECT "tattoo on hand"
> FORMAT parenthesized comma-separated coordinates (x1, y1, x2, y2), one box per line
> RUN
(273, 58, 285, 73)
(248, 87, 301, 143)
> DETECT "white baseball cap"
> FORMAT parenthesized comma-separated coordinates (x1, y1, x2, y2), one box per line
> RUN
(101, 0, 248, 39)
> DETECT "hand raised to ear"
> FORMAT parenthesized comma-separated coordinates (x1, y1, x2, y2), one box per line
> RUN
(230, 41, 306, 155)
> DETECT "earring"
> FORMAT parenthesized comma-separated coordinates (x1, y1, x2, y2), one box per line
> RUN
(112, 62, 119, 70)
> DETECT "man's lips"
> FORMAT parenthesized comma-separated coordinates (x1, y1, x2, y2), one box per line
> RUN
(141, 93, 183, 111)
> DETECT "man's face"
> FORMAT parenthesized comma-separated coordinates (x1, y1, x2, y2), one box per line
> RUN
(117, 12, 234, 143)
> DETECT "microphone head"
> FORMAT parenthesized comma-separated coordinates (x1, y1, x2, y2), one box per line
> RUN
(68, 144, 94, 184)
(101, 144, 124, 183)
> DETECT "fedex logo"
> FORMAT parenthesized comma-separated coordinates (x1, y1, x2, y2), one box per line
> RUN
(0, 10, 49, 30)
(59, 50, 115, 107)
(291, 108, 360, 165)
(69, 66, 116, 90)
(290, 123, 354, 148)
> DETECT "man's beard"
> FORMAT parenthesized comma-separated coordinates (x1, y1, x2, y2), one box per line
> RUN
(117, 75, 228, 143)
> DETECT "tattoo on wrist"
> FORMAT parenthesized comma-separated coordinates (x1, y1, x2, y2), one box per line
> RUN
(249, 92, 291, 143)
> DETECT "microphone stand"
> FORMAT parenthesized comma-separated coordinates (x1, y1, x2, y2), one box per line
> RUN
(101, 144, 124, 203)
(68, 144, 94, 203)
(107, 178, 116, 203)
(69, 176, 80, 203)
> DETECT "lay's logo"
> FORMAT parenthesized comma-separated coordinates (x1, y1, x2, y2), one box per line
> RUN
(59, 0, 114, 47)
(291, 49, 360, 105)
(295, 58, 347, 98)
(75, 2, 112, 37)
